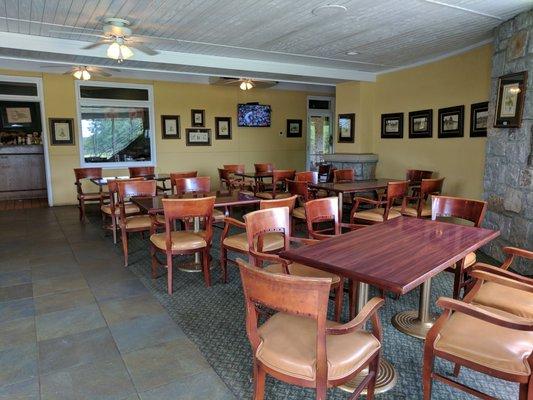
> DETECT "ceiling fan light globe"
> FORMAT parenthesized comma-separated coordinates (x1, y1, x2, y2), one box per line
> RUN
(120, 45, 134, 60)
(107, 42, 121, 60)
(81, 70, 91, 80)
(239, 81, 247, 90)
(73, 70, 83, 79)
(246, 82, 253, 90)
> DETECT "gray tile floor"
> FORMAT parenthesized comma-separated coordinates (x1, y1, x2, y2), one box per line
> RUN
(0, 206, 234, 400)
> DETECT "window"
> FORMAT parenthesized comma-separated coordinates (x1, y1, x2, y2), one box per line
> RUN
(76, 82, 155, 167)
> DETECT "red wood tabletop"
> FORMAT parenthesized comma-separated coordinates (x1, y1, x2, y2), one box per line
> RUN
(308, 179, 400, 194)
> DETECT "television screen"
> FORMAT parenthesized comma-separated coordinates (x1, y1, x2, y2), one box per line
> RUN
(238, 104, 271, 127)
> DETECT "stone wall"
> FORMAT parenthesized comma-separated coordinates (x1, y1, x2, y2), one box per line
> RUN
(483, 9, 533, 273)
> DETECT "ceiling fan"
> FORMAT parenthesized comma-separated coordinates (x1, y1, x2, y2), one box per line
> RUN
(40, 65, 120, 80)
(210, 77, 278, 91)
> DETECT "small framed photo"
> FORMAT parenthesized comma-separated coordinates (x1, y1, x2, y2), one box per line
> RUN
(494, 71, 527, 128)
(191, 109, 205, 127)
(286, 119, 302, 138)
(470, 102, 489, 137)
(381, 113, 403, 139)
(338, 113, 355, 143)
(438, 105, 464, 138)
(49, 118, 74, 145)
(409, 109, 433, 138)
(161, 115, 180, 139)
(186, 128, 211, 146)
(215, 117, 232, 140)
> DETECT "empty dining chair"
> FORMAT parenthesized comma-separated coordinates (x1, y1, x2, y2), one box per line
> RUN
(128, 166, 155, 178)
(295, 171, 318, 184)
(333, 168, 355, 183)
(394, 178, 445, 218)
(169, 171, 198, 194)
(351, 181, 409, 225)
(237, 258, 384, 400)
(304, 197, 364, 240)
(73, 167, 110, 222)
(287, 179, 312, 227)
(406, 169, 433, 197)
(317, 163, 332, 182)
(255, 170, 295, 199)
(172, 176, 224, 224)
(254, 163, 273, 173)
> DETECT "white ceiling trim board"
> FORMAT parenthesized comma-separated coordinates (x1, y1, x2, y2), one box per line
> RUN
(420, 0, 503, 20)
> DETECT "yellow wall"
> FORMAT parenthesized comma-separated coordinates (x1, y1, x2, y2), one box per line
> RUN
(336, 45, 491, 199)
(0, 69, 312, 205)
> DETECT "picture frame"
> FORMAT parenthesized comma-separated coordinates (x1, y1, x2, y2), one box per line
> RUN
(186, 128, 211, 146)
(215, 117, 232, 140)
(161, 115, 180, 139)
(338, 113, 355, 143)
(381, 113, 403, 139)
(286, 119, 302, 138)
(438, 105, 464, 138)
(470, 102, 489, 137)
(408, 109, 433, 138)
(494, 71, 527, 128)
(0, 101, 41, 131)
(49, 118, 74, 145)
(191, 109, 205, 127)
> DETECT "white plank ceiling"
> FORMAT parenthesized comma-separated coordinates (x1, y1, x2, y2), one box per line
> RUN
(0, 0, 530, 85)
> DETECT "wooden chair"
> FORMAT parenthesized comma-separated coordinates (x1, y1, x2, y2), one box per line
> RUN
(129, 166, 155, 178)
(295, 171, 318, 184)
(423, 295, 533, 400)
(223, 164, 253, 191)
(173, 176, 224, 224)
(406, 169, 433, 197)
(150, 196, 215, 294)
(244, 206, 345, 322)
(220, 196, 297, 284)
(218, 168, 251, 192)
(287, 179, 312, 224)
(255, 170, 295, 200)
(74, 167, 109, 222)
(304, 197, 364, 240)
(317, 163, 332, 182)
(431, 195, 487, 298)
(350, 181, 408, 224)
(394, 178, 445, 218)
(334, 169, 355, 183)
(223, 164, 245, 174)
(170, 171, 198, 194)
(117, 180, 162, 267)
(254, 163, 273, 173)
(237, 258, 384, 400)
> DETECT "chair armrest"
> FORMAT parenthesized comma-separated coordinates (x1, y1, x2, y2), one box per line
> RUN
(503, 246, 533, 260)
(470, 263, 533, 291)
(436, 297, 533, 331)
(223, 216, 245, 229)
(326, 297, 384, 335)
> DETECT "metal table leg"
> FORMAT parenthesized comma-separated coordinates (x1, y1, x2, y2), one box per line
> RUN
(177, 216, 205, 272)
(339, 282, 398, 395)
(392, 277, 436, 339)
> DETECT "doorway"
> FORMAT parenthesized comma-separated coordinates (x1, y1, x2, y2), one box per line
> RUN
(306, 96, 334, 170)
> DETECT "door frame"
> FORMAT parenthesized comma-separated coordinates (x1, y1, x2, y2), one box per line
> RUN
(306, 95, 335, 170)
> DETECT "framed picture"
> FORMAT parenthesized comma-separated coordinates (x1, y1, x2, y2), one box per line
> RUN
(161, 115, 180, 139)
(470, 102, 489, 137)
(49, 118, 74, 145)
(215, 117, 232, 140)
(186, 128, 211, 146)
(494, 71, 527, 128)
(381, 113, 403, 139)
(409, 109, 433, 138)
(0, 101, 41, 130)
(191, 109, 205, 127)
(438, 105, 464, 138)
(286, 119, 302, 138)
(338, 113, 355, 143)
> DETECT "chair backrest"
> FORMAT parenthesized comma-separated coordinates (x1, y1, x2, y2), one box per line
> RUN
(333, 169, 354, 183)
(295, 171, 318, 184)
(287, 180, 311, 203)
(254, 163, 273, 173)
(173, 176, 211, 196)
(170, 171, 198, 192)
(317, 164, 332, 176)
(162, 196, 215, 226)
(218, 168, 231, 184)
(431, 195, 487, 227)
(129, 166, 155, 178)
(420, 178, 445, 198)
(244, 207, 291, 255)
(259, 195, 297, 214)
(304, 197, 340, 238)
(223, 164, 245, 174)
(406, 169, 433, 183)
(117, 180, 157, 203)
(74, 167, 102, 194)
(272, 169, 296, 184)
(385, 181, 409, 204)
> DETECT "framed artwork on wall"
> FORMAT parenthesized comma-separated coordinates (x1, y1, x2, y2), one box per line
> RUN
(161, 115, 180, 139)
(191, 109, 205, 127)
(438, 105, 464, 138)
(494, 71, 527, 128)
(381, 113, 403, 139)
(286, 119, 302, 138)
(470, 102, 488, 137)
(49, 118, 74, 145)
(215, 117, 232, 140)
(408, 109, 432, 138)
(186, 128, 211, 146)
(337, 113, 355, 143)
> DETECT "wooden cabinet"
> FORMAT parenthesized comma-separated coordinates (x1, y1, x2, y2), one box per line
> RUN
(0, 145, 46, 200)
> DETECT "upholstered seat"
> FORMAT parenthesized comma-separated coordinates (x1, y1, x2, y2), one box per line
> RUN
(125, 214, 164, 229)
(79, 192, 107, 200)
(101, 202, 140, 215)
(393, 204, 431, 217)
(448, 252, 476, 268)
(213, 208, 225, 221)
(472, 282, 533, 319)
(293, 206, 306, 220)
(255, 192, 292, 200)
(352, 207, 402, 222)
(265, 262, 341, 285)
(257, 313, 380, 381)
(222, 232, 284, 252)
(433, 310, 533, 376)
(150, 230, 207, 251)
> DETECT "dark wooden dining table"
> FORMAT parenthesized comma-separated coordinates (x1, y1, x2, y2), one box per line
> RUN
(280, 216, 499, 394)
(91, 174, 171, 186)
(233, 171, 273, 194)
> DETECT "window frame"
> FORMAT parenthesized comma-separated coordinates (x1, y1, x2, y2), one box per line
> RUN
(75, 80, 156, 169)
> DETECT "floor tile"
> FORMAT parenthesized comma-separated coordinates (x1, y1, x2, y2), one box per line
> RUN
(84, 267, 136, 287)
(99, 294, 166, 325)
(38, 327, 120, 374)
(92, 278, 149, 303)
(0, 270, 31, 288)
(0, 317, 35, 351)
(0, 298, 35, 323)
(0, 283, 33, 302)
(0, 257, 29, 273)
(32, 274, 89, 298)
(34, 287, 95, 315)
(28, 253, 77, 269)
(35, 303, 106, 341)
(0, 343, 37, 386)
(0, 376, 39, 400)
(31, 262, 82, 281)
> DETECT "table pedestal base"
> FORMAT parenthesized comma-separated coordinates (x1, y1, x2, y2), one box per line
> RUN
(392, 310, 436, 340)
(338, 359, 397, 395)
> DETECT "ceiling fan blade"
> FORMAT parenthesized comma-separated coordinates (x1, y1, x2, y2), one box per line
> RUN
(129, 43, 159, 56)
(82, 41, 108, 50)
(89, 66, 121, 74)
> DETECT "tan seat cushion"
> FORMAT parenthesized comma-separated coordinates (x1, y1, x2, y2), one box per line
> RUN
(79, 192, 106, 200)
(213, 209, 225, 221)
(150, 231, 207, 251)
(448, 252, 476, 269)
(265, 262, 341, 285)
(257, 313, 380, 381)
(392, 205, 431, 217)
(222, 232, 284, 253)
(293, 207, 306, 220)
(353, 208, 401, 222)
(255, 192, 291, 200)
(101, 203, 140, 215)
(434, 310, 533, 376)
(473, 282, 533, 319)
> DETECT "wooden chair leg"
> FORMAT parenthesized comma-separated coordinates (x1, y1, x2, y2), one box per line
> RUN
(316, 384, 327, 400)
(120, 229, 129, 267)
(111, 216, 118, 244)
(334, 278, 344, 322)
(202, 248, 211, 287)
(422, 347, 435, 400)
(167, 252, 173, 295)
(365, 354, 380, 400)
(452, 363, 461, 377)
(79, 199, 86, 222)
(220, 246, 228, 284)
(253, 360, 266, 400)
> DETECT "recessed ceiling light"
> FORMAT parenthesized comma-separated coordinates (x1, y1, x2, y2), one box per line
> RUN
(346, 51, 359, 55)
(312, 4, 347, 17)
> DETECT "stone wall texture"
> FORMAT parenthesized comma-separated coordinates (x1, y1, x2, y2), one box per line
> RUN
(483, 9, 533, 273)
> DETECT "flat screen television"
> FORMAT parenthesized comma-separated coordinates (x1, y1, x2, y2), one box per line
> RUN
(237, 104, 271, 127)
